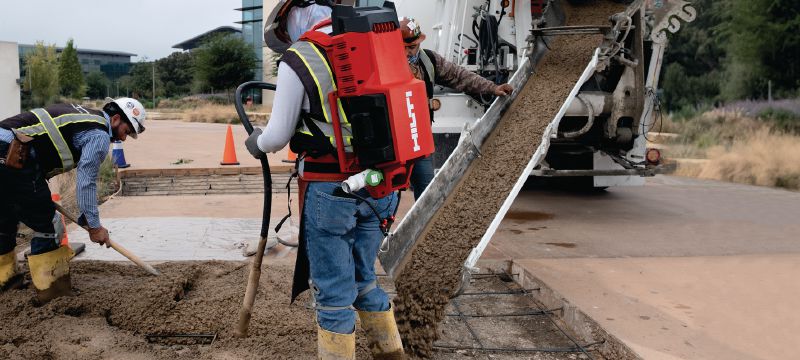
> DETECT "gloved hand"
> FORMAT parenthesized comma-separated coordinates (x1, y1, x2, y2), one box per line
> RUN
(88, 226, 110, 247)
(494, 83, 514, 96)
(245, 128, 267, 159)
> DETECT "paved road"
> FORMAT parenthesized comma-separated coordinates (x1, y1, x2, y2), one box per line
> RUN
(484, 176, 800, 360)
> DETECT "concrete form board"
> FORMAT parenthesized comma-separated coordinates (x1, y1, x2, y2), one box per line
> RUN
(0, 41, 21, 120)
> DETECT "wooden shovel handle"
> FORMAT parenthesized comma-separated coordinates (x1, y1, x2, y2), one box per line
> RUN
(53, 203, 160, 276)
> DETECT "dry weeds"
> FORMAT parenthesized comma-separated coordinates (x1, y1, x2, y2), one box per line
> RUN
(662, 109, 800, 191)
(699, 130, 800, 190)
(163, 103, 268, 125)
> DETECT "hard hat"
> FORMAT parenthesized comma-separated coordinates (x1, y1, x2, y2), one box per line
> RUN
(106, 97, 146, 139)
(400, 17, 426, 46)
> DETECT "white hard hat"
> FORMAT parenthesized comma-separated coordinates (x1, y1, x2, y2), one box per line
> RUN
(107, 97, 146, 139)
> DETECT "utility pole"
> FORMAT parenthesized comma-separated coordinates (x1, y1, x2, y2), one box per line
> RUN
(768, 80, 773, 103)
(152, 61, 156, 108)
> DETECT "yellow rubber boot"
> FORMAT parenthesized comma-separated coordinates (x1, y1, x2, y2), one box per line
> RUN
(0, 251, 22, 291)
(317, 326, 355, 360)
(27, 246, 74, 303)
(357, 305, 405, 359)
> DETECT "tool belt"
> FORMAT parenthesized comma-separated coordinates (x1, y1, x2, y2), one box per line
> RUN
(1, 138, 30, 169)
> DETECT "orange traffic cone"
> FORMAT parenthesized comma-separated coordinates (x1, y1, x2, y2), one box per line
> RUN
(48, 193, 85, 257)
(221, 124, 240, 166)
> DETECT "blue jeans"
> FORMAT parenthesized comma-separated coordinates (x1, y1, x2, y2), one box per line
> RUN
(410, 156, 434, 200)
(303, 181, 397, 334)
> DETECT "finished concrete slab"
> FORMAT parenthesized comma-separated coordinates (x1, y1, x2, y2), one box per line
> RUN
(484, 176, 800, 360)
(515, 255, 800, 360)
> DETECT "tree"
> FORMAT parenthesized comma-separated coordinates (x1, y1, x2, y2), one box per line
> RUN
(719, 0, 800, 100)
(23, 42, 60, 107)
(85, 71, 110, 99)
(661, 0, 727, 110)
(193, 34, 257, 97)
(127, 60, 162, 99)
(117, 75, 133, 97)
(661, 0, 800, 108)
(156, 51, 194, 97)
(58, 39, 85, 98)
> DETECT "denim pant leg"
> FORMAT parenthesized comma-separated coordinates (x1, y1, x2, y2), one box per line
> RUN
(410, 156, 434, 200)
(352, 192, 397, 311)
(0, 185, 17, 255)
(0, 157, 57, 256)
(304, 182, 359, 334)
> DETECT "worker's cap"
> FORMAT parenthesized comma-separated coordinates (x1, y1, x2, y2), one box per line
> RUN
(264, 0, 337, 54)
(287, 4, 333, 42)
(400, 17, 426, 46)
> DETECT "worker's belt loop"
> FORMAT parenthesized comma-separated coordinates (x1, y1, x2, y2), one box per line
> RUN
(32, 232, 57, 239)
(356, 280, 377, 299)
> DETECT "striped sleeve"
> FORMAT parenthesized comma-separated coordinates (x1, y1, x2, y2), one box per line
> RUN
(72, 129, 111, 228)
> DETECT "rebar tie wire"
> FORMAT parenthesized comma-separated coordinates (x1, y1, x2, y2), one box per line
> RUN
(433, 340, 605, 354)
(504, 273, 598, 360)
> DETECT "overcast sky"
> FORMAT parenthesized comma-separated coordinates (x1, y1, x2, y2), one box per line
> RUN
(0, 0, 242, 61)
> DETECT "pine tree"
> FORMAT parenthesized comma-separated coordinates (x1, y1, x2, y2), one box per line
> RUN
(58, 39, 86, 98)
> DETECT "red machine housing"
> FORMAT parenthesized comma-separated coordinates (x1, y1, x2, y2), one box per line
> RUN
(302, 18, 434, 198)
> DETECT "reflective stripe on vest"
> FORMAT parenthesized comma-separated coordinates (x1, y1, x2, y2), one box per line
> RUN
(419, 49, 435, 85)
(287, 41, 353, 152)
(15, 108, 107, 173)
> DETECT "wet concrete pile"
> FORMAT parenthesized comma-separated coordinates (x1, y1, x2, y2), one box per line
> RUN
(0, 261, 371, 359)
(392, 2, 629, 357)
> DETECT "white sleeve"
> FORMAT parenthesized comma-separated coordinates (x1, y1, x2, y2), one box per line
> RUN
(258, 62, 309, 153)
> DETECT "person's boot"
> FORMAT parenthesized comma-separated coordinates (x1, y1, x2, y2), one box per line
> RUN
(27, 245, 73, 303)
(357, 305, 405, 359)
(317, 325, 355, 360)
(0, 250, 23, 291)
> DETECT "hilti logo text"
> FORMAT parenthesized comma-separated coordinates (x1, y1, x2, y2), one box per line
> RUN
(405, 91, 421, 152)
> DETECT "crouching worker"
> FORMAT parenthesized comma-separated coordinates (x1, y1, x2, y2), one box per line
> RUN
(400, 17, 514, 200)
(251, 2, 407, 359)
(0, 98, 146, 303)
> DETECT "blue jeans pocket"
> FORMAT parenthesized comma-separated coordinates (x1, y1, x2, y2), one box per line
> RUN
(315, 190, 358, 236)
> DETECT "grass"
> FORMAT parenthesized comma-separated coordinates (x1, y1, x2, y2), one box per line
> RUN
(660, 105, 800, 191)
(698, 130, 800, 190)
(155, 98, 269, 125)
(182, 104, 241, 124)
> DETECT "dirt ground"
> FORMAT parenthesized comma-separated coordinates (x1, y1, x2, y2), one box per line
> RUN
(0, 261, 335, 360)
(392, 1, 629, 357)
(0, 262, 596, 360)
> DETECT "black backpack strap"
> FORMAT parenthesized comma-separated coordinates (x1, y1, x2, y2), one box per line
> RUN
(289, 112, 338, 159)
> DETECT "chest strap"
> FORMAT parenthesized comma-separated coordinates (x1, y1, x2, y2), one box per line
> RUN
(14, 108, 107, 173)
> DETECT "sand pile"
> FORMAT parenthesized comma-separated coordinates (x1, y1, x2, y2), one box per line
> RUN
(392, 2, 630, 357)
(0, 261, 373, 359)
